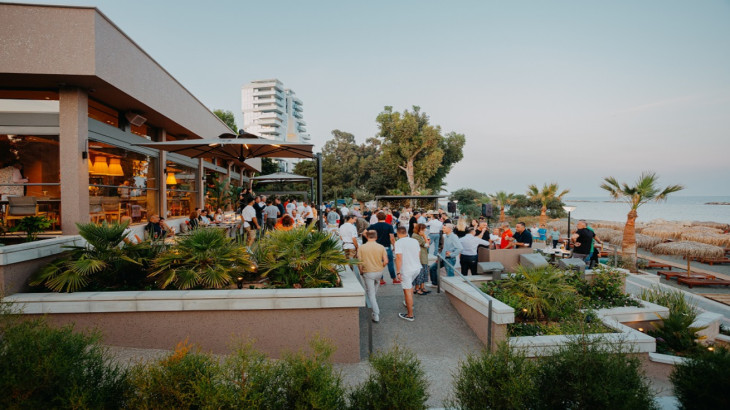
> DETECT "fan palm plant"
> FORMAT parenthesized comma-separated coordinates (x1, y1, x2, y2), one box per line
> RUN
(488, 191, 516, 222)
(149, 227, 253, 289)
(253, 225, 349, 288)
(601, 172, 683, 271)
(30, 221, 151, 292)
(527, 183, 570, 226)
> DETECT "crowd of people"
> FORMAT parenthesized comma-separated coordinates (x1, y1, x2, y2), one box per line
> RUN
(331, 205, 552, 323)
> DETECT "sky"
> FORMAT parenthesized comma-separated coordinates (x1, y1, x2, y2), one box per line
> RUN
(18, 0, 730, 196)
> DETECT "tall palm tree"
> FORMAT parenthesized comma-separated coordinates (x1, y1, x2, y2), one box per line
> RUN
(488, 191, 516, 222)
(527, 183, 570, 226)
(601, 172, 684, 271)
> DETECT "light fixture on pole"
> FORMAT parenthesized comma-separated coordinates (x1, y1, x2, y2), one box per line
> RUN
(562, 205, 576, 248)
(452, 200, 459, 218)
(92, 156, 110, 175)
(108, 158, 124, 177)
(166, 171, 178, 185)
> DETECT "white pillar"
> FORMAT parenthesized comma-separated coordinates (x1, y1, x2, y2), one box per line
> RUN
(58, 88, 89, 234)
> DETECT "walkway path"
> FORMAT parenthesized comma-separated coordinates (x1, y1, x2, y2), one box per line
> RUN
(335, 274, 484, 408)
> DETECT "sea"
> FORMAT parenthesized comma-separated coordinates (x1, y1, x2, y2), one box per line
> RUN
(561, 196, 730, 224)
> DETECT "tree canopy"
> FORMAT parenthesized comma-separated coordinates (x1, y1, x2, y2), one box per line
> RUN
(213, 109, 237, 133)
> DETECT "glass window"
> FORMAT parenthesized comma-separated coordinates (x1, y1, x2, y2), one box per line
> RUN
(88, 141, 158, 224)
(0, 134, 61, 231)
(166, 160, 197, 218)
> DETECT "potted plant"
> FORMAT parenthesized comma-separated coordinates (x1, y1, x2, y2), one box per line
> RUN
(11, 215, 54, 242)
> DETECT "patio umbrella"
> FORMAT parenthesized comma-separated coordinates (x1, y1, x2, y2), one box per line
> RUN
(251, 172, 314, 200)
(680, 232, 730, 248)
(133, 132, 314, 166)
(650, 241, 725, 276)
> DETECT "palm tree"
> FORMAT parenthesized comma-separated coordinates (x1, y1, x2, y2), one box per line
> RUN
(527, 183, 570, 226)
(601, 172, 684, 271)
(488, 191, 516, 222)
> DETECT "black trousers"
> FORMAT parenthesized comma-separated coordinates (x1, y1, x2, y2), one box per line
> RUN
(460, 254, 478, 276)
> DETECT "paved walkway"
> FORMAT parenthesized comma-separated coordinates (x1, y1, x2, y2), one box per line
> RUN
(336, 274, 484, 408)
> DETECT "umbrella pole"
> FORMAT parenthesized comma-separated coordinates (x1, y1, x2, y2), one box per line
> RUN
(687, 256, 691, 276)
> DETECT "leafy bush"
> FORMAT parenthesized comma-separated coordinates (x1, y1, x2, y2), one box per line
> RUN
(534, 337, 657, 410)
(349, 344, 429, 410)
(508, 311, 614, 337)
(254, 225, 349, 288)
(482, 265, 581, 323)
(448, 343, 537, 409)
(31, 221, 155, 292)
(641, 287, 706, 356)
(127, 339, 235, 408)
(567, 265, 641, 309)
(149, 227, 253, 289)
(11, 214, 54, 241)
(671, 347, 730, 409)
(129, 337, 346, 409)
(0, 315, 128, 408)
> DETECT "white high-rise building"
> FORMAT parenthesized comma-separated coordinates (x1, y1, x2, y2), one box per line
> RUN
(241, 79, 310, 172)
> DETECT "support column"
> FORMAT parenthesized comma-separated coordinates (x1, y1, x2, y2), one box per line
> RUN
(197, 158, 205, 210)
(158, 129, 167, 218)
(59, 88, 89, 235)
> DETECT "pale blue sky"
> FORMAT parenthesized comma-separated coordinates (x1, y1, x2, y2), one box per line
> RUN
(20, 0, 730, 196)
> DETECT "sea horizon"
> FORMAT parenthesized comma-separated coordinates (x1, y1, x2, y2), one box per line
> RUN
(560, 195, 730, 224)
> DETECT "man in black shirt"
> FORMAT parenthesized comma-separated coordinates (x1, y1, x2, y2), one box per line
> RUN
(571, 220, 595, 262)
(511, 222, 533, 248)
(368, 211, 398, 284)
(408, 211, 420, 236)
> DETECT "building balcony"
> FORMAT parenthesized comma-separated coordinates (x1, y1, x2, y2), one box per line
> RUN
(257, 117, 281, 126)
(256, 103, 284, 113)
(292, 111, 303, 119)
(259, 112, 285, 121)
(300, 134, 311, 142)
(293, 104, 303, 112)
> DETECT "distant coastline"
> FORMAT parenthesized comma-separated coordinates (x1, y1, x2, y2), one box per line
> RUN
(706, 202, 730, 206)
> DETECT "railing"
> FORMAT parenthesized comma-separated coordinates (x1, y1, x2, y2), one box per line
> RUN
(352, 265, 374, 355)
(435, 253, 494, 351)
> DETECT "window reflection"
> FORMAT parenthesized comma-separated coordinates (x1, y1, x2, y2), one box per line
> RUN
(88, 141, 158, 224)
(166, 161, 196, 217)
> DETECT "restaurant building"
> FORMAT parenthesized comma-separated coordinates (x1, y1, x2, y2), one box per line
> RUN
(0, 3, 260, 235)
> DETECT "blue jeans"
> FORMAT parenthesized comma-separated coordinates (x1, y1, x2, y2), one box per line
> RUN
(443, 256, 457, 277)
(385, 248, 396, 279)
(429, 233, 440, 256)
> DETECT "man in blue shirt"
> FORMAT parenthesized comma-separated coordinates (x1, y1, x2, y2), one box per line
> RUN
(368, 211, 398, 284)
(440, 223, 463, 277)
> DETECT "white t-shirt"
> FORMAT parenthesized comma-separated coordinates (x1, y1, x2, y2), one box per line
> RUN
(286, 202, 296, 215)
(297, 204, 305, 216)
(395, 237, 422, 274)
(369, 213, 379, 225)
(426, 219, 443, 235)
(339, 222, 358, 249)
(303, 205, 313, 219)
(340, 206, 349, 216)
(242, 205, 257, 228)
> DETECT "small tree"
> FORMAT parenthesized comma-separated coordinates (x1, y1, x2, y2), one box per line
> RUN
(601, 172, 683, 271)
(489, 191, 516, 222)
(527, 183, 569, 226)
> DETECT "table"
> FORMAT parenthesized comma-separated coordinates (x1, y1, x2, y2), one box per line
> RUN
(538, 247, 572, 263)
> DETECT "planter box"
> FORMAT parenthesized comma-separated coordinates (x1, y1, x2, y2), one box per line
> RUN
(6, 266, 366, 363)
(441, 275, 662, 357)
(0, 235, 83, 295)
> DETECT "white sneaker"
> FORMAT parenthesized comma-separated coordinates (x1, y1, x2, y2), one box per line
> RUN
(427, 283, 438, 288)
(372, 313, 380, 323)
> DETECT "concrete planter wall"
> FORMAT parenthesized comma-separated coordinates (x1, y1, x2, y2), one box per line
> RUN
(441, 275, 669, 357)
(6, 267, 366, 363)
(0, 235, 84, 295)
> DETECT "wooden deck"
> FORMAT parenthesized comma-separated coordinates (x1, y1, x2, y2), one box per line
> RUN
(676, 277, 730, 289)
(656, 271, 715, 280)
(698, 293, 730, 306)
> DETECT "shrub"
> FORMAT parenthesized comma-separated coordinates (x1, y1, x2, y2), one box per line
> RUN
(534, 337, 657, 410)
(30, 221, 155, 292)
(254, 225, 349, 288)
(641, 287, 706, 355)
(0, 317, 128, 408)
(126, 339, 235, 408)
(349, 344, 429, 410)
(482, 265, 581, 322)
(567, 265, 640, 309)
(149, 227, 254, 289)
(671, 347, 730, 409)
(11, 214, 54, 241)
(448, 343, 537, 409)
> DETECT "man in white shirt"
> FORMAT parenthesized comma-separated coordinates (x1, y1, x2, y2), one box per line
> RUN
(395, 226, 421, 322)
(426, 213, 443, 256)
(339, 214, 359, 263)
(286, 199, 296, 216)
(242, 198, 259, 246)
(459, 227, 491, 276)
(302, 201, 313, 225)
(340, 204, 349, 217)
(417, 211, 427, 225)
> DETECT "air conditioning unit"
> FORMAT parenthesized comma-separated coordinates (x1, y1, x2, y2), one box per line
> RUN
(125, 112, 147, 127)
